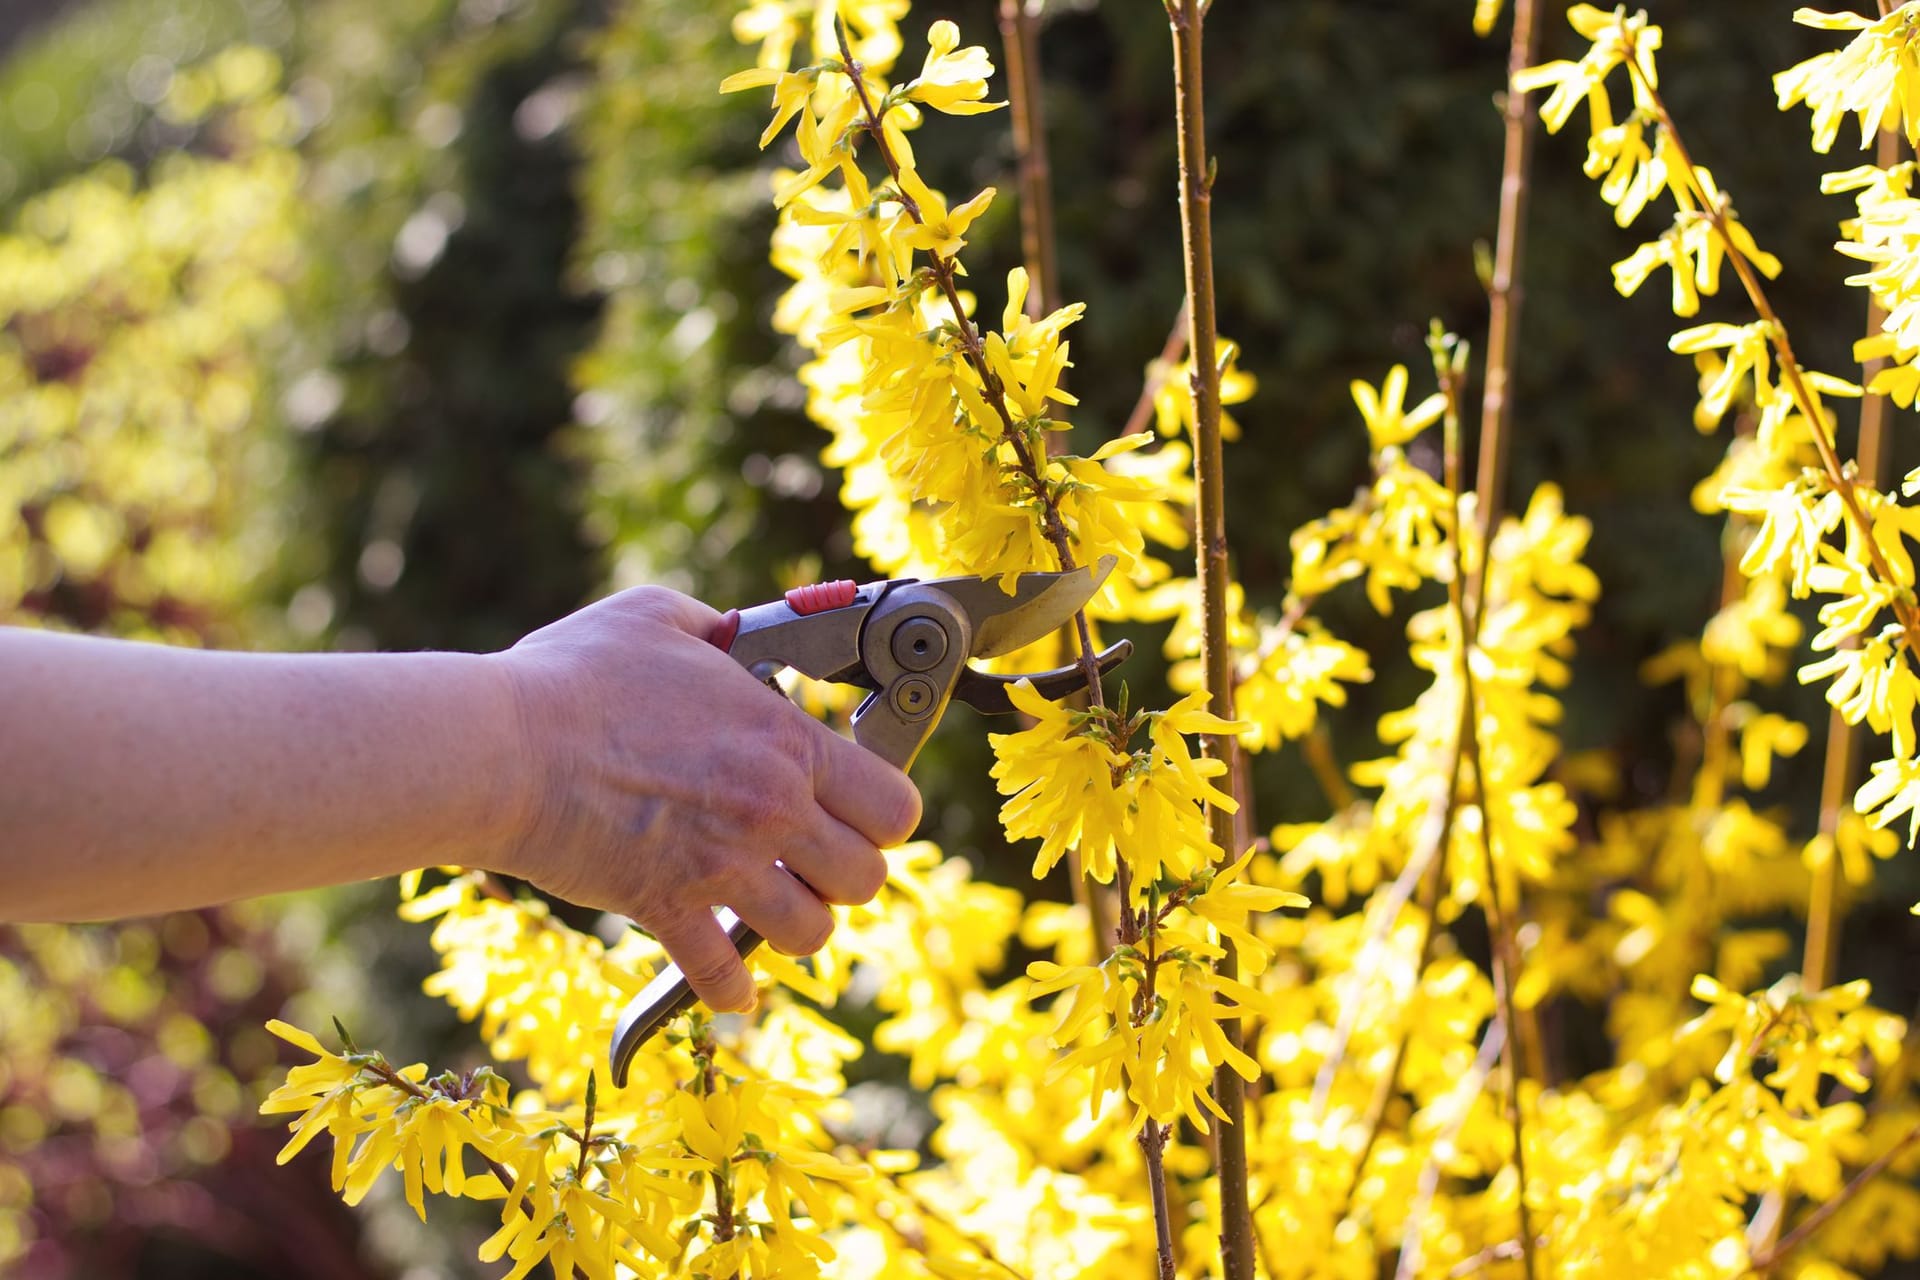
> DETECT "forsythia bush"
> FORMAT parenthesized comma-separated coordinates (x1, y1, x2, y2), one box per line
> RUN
(262, 4, 1920, 1278)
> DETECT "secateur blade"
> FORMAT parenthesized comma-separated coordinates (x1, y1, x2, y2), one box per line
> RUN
(933, 553, 1118, 659)
(951, 638, 1133, 714)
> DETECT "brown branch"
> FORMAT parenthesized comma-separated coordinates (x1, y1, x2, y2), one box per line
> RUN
(1438, 333, 1538, 1280)
(1142, 1119, 1179, 1280)
(1332, 803, 1448, 1219)
(1449, 1237, 1541, 1278)
(1308, 777, 1452, 1121)
(998, 0, 1061, 321)
(1748, 1119, 1920, 1275)
(358, 1057, 517, 1194)
(1232, 591, 1318, 687)
(691, 1030, 738, 1278)
(1393, 1022, 1505, 1280)
(1624, 51, 1920, 657)
(1123, 299, 1193, 437)
(1470, 0, 1541, 551)
(837, 1147, 1034, 1280)
(1122, 876, 1178, 1280)
(844, 30, 1184, 1257)
(1300, 723, 1354, 810)
(1756, 109, 1909, 1271)
(1165, 3, 1252, 1277)
(1041, 97, 1129, 955)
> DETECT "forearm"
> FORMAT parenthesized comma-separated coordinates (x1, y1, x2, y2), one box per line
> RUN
(0, 628, 528, 922)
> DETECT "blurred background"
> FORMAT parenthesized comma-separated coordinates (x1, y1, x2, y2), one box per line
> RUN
(2, 0, 1914, 1275)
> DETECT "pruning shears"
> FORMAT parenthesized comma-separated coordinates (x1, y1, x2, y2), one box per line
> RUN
(608, 556, 1130, 1086)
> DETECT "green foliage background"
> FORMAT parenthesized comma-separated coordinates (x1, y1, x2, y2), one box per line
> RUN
(2, 0, 1916, 1274)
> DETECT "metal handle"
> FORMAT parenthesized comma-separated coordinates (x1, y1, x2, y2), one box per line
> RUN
(610, 908, 762, 1087)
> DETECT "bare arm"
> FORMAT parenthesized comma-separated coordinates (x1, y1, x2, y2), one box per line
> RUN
(0, 587, 921, 1012)
(0, 628, 524, 918)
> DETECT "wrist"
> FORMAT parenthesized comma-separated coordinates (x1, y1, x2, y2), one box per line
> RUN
(475, 649, 559, 882)
(446, 651, 543, 879)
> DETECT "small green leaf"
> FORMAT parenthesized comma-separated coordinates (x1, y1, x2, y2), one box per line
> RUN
(331, 1016, 358, 1055)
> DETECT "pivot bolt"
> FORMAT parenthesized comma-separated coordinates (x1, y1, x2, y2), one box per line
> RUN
(891, 676, 937, 720)
(892, 616, 948, 672)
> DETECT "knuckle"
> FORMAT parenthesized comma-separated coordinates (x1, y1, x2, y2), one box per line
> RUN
(613, 585, 713, 641)
(766, 702, 823, 772)
(734, 784, 792, 840)
(619, 584, 679, 620)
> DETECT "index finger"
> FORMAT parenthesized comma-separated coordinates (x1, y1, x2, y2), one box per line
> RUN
(809, 726, 922, 849)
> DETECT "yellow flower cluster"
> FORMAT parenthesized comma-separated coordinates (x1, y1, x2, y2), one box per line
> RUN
(271, 872, 914, 1279)
(1531, 6, 1920, 855)
(722, 0, 1324, 1255)
(1776, 4, 1920, 153)
(1029, 851, 1304, 1132)
(726, 12, 1177, 595)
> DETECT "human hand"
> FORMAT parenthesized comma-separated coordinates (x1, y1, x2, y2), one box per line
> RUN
(490, 586, 922, 1013)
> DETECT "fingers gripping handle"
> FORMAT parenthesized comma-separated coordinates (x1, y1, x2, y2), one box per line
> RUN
(611, 583, 954, 1086)
(609, 608, 767, 1086)
(610, 909, 761, 1087)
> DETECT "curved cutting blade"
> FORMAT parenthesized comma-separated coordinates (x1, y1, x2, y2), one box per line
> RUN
(929, 554, 1116, 660)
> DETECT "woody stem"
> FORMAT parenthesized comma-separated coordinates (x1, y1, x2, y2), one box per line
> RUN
(1165, 1, 1252, 1277)
(836, 29, 1105, 711)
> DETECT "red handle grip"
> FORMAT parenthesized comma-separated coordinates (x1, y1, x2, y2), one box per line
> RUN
(785, 579, 858, 615)
(709, 608, 741, 653)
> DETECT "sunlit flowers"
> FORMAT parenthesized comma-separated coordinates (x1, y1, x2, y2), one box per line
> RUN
(1775, 4, 1920, 153)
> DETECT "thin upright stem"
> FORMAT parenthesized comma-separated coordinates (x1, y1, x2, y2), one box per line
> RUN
(1123, 300, 1193, 437)
(1332, 789, 1449, 1218)
(575, 1072, 597, 1181)
(1165, 3, 1252, 1277)
(1394, 1023, 1505, 1280)
(1806, 118, 1901, 995)
(991, 0, 1111, 953)
(1106, 860, 1179, 1278)
(1471, 0, 1541, 554)
(693, 1032, 739, 1277)
(1308, 776, 1450, 1122)
(1466, 703, 1540, 1280)
(1143, 1120, 1179, 1280)
(998, 0, 1062, 320)
(839, 1144, 1034, 1279)
(1439, 335, 1538, 1280)
(1300, 722, 1354, 809)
